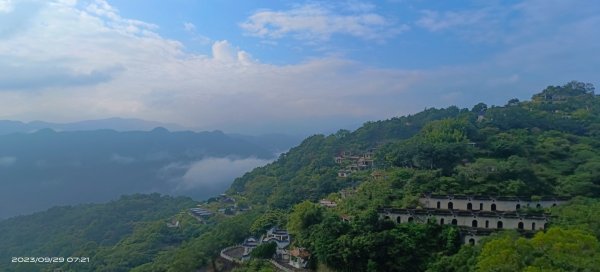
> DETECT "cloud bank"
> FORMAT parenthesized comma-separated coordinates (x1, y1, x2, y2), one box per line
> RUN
(0, 0, 420, 133)
(241, 3, 408, 41)
(167, 157, 272, 198)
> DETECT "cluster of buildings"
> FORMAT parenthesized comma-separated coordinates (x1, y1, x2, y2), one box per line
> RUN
(204, 194, 251, 216)
(243, 227, 291, 260)
(379, 194, 568, 244)
(335, 150, 375, 177)
(216, 193, 236, 204)
(222, 227, 311, 270)
(189, 207, 213, 221)
(214, 194, 252, 215)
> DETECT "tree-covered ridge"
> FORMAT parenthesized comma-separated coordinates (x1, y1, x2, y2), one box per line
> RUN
(230, 81, 600, 211)
(0, 194, 197, 272)
(227, 105, 471, 208)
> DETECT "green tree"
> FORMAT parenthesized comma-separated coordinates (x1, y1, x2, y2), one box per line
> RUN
(287, 201, 324, 245)
(526, 228, 600, 271)
(250, 210, 287, 235)
(476, 232, 531, 272)
(251, 242, 277, 259)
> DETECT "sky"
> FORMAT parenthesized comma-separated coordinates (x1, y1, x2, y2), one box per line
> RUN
(0, 0, 598, 135)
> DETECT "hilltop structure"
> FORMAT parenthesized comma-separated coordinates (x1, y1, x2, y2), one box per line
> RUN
(379, 194, 568, 244)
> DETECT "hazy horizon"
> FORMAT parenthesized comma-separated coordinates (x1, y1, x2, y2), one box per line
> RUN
(0, 116, 364, 136)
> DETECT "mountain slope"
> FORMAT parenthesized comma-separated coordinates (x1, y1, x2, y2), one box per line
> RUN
(228, 81, 600, 210)
(0, 194, 197, 272)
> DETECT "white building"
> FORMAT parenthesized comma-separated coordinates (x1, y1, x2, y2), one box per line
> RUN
(419, 194, 567, 212)
(241, 237, 259, 261)
(262, 227, 291, 259)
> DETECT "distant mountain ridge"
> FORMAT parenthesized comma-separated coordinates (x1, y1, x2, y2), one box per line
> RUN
(0, 117, 187, 134)
(0, 118, 304, 154)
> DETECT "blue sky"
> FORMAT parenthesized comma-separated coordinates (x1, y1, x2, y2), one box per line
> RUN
(107, 0, 502, 67)
(0, 0, 598, 134)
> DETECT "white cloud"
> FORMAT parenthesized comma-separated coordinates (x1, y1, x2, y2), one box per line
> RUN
(416, 9, 488, 32)
(85, 0, 157, 34)
(0, 156, 16, 166)
(183, 21, 211, 45)
(240, 3, 408, 41)
(211, 40, 236, 62)
(183, 22, 195, 32)
(171, 157, 272, 194)
(414, 7, 517, 45)
(0, 0, 14, 13)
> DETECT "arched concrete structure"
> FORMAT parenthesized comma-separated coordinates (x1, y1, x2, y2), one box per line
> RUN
(419, 195, 568, 212)
(380, 195, 568, 245)
(378, 208, 548, 231)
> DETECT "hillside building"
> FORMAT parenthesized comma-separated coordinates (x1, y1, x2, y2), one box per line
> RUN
(262, 227, 291, 259)
(419, 194, 568, 212)
(379, 194, 568, 244)
(241, 237, 259, 261)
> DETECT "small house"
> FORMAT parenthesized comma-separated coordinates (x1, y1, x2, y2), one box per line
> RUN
(242, 237, 259, 260)
(262, 227, 291, 259)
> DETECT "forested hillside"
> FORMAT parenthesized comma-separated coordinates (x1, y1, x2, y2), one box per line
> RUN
(211, 81, 600, 271)
(0, 194, 198, 272)
(2, 82, 600, 271)
(229, 81, 600, 207)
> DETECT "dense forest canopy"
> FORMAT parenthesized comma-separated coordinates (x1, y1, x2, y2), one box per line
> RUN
(229, 81, 600, 208)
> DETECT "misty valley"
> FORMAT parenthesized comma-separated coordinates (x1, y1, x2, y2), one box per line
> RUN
(0, 127, 299, 219)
